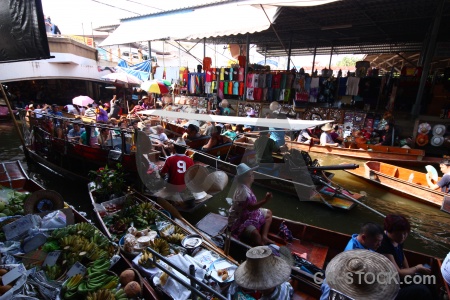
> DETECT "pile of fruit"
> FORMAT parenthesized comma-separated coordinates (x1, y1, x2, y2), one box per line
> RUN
(0, 187, 28, 217)
(41, 223, 117, 268)
(104, 202, 159, 240)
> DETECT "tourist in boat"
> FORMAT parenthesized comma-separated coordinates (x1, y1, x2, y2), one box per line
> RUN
(108, 99, 122, 119)
(235, 124, 245, 136)
(320, 123, 339, 147)
(377, 214, 433, 299)
(426, 159, 450, 192)
(222, 124, 237, 140)
(84, 103, 97, 119)
(96, 105, 108, 123)
(202, 126, 232, 151)
(375, 122, 395, 146)
(228, 163, 274, 246)
(297, 126, 319, 144)
(159, 138, 194, 203)
(320, 222, 384, 300)
(202, 121, 215, 136)
(231, 246, 293, 300)
(129, 100, 144, 117)
(80, 123, 99, 147)
(67, 122, 85, 143)
(183, 124, 202, 141)
(97, 128, 111, 148)
(151, 125, 169, 157)
(330, 125, 344, 144)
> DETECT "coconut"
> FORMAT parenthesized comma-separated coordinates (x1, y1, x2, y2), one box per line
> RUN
(0, 285, 12, 295)
(124, 281, 141, 297)
(119, 270, 136, 286)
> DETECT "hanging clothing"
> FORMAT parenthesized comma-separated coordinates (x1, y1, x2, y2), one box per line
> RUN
(228, 81, 233, 95)
(219, 81, 224, 96)
(346, 77, 360, 96)
(233, 81, 239, 95)
(309, 77, 320, 102)
(224, 81, 229, 95)
(272, 73, 281, 88)
(229, 67, 234, 81)
(212, 68, 217, 81)
(224, 68, 230, 81)
(233, 68, 239, 81)
(262, 88, 268, 101)
(220, 68, 225, 81)
(266, 73, 273, 88)
(246, 88, 254, 100)
(205, 82, 212, 94)
(254, 88, 262, 101)
(280, 73, 287, 89)
(259, 73, 266, 88)
(246, 73, 254, 88)
(252, 74, 259, 88)
(238, 68, 245, 82)
(238, 82, 245, 96)
(205, 69, 213, 82)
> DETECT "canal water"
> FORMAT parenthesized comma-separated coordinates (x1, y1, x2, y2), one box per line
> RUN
(1, 121, 449, 258)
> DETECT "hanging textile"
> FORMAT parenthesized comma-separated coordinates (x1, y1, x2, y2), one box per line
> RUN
(346, 77, 360, 96)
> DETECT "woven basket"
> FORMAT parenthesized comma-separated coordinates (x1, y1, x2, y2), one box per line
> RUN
(185, 165, 210, 193)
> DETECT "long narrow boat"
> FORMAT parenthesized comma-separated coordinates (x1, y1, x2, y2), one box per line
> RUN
(285, 139, 442, 167)
(0, 161, 161, 299)
(344, 161, 450, 211)
(195, 212, 450, 299)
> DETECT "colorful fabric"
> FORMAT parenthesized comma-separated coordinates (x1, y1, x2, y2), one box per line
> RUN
(224, 81, 229, 95)
(220, 68, 225, 81)
(246, 73, 254, 88)
(239, 82, 245, 96)
(238, 68, 245, 82)
(272, 73, 281, 88)
(228, 184, 266, 237)
(229, 67, 234, 81)
(228, 81, 233, 95)
(233, 81, 239, 95)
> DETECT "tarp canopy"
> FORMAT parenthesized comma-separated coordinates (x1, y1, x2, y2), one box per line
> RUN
(0, 0, 51, 63)
(116, 59, 152, 81)
(100, 2, 280, 47)
(139, 109, 331, 131)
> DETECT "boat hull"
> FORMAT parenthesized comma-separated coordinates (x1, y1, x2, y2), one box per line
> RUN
(345, 161, 446, 208)
(286, 140, 442, 167)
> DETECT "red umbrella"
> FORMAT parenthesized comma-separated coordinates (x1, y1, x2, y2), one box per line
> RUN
(140, 80, 170, 94)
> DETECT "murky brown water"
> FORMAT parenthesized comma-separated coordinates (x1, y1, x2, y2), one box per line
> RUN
(1, 121, 449, 258)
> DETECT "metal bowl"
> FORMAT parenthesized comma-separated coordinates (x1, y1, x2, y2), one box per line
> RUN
(181, 234, 203, 249)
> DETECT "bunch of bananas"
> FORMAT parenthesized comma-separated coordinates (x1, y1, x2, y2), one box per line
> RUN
(138, 249, 154, 268)
(87, 258, 110, 277)
(61, 274, 83, 299)
(109, 217, 133, 234)
(78, 273, 118, 293)
(45, 264, 65, 281)
(165, 233, 185, 245)
(150, 238, 170, 256)
(86, 288, 127, 300)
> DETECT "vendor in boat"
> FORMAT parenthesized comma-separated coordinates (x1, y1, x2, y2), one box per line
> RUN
(201, 126, 232, 151)
(231, 246, 293, 300)
(377, 214, 433, 299)
(330, 125, 344, 144)
(426, 159, 450, 192)
(320, 222, 384, 300)
(320, 123, 339, 147)
(97, 127, 111, 148)
(254, 128, 282, 176)
(228, 163, 274, 246)
(374, 122, 395, 146)
(67, 121, 85, 143)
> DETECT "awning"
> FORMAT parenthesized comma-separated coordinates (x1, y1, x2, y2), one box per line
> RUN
(100, 2, 280, 47)
(138, 109, 331, 131)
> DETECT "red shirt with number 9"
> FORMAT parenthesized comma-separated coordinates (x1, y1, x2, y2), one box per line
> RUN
(160, 154, 194, 192)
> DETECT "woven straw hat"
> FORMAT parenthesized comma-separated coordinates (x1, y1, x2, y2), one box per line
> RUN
(321, 123, 333, 131)
(431, 136, 444, 147)
(24, 190, 65, 214)
(325, 249, 400, 300)
(234, 246, 291, 290)
(185, 165, 210, 193)
(203, 171, 228, 193)
(442, 252, 450, 285)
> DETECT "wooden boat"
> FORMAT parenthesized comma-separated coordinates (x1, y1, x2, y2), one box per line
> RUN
(0, 161, 161, 299)
(187, 148, 361, 210)
(196, 212, 450, 300)
(285, 139, 443, 167)
(22, 112, 155, 181)
(344, 161, 450, 210)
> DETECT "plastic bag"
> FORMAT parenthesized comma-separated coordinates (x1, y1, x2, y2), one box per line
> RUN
(40, 210, 66, 229)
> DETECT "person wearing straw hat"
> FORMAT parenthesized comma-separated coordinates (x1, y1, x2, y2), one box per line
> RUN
(441, 252, 450, 287)
(320, 123, 339, 147)
(325, 249, 400, 299)
(230, 246, 293, 300)
(320, 222, 384, 300)
(228, 163, 275, 246)
(376, 214, 433, 299)
(426, 159, 450, 192)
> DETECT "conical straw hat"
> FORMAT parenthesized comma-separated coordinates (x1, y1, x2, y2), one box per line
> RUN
(234, 246, 291, 290)
(325, 249, 400, 300)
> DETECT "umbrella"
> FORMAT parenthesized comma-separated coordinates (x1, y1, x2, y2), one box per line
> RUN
(157, 79, 172, 86)
(72, 96, 94, 107)
(141, 80, 170, 94)
(102, 72, 142, 86)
